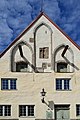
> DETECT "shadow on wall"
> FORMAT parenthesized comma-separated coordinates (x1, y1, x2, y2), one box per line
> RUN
(63, 56, 79, 71)
(23, 56, 39, 72)
(53, 44, 79, 72)
(42, 100, 54, 110)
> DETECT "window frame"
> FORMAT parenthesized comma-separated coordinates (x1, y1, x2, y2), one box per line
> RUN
(39, 47, 49, 59)
(1, 78, 17, 90)
(76, 104, 80, 116)
(19, 105, 35, 117)
(57, 62, 68, 73)
(56, 78, 71, 91)
(16, 61, 28, 72)
(0, 105, 11, 116)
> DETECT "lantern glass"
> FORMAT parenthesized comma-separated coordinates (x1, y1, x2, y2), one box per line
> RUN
(41, 88, 46, 97)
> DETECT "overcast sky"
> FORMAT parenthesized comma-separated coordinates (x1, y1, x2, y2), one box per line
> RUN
(0, 0, 80, 53)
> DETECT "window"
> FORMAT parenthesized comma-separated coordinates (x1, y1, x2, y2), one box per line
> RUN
(76, 105, 80, 116)
(56, 78, 71, 90)
(0, 105, 11, 116)
(19, 105, 34, 117)
(39, 47, 49, 59)
(16, 61, 28, 72)
(57, 62, 67, 72)
(1, 78, 17, 90)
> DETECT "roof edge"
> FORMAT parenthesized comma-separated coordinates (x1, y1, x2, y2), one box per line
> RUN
(0, 12, 80, 58)
(0, 12, 44, 58)
(43, 13, 80, 51)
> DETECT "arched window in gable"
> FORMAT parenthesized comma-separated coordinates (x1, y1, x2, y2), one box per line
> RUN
(11, 41, 33, 72)
(54, 44, 74, 73)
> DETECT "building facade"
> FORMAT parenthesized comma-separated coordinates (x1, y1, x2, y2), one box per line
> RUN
(0, 12, 80, 120)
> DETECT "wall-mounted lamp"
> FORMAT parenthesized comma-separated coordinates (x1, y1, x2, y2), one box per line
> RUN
(40, 88, 46, 103)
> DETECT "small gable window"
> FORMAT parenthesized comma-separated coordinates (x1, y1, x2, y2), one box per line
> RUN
(39, 47, 49, 59)
(16, 61, 28, 72)
(57, 62, 68, 72)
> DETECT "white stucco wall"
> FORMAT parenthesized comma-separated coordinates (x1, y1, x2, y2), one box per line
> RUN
(0, 14, 80, 120)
